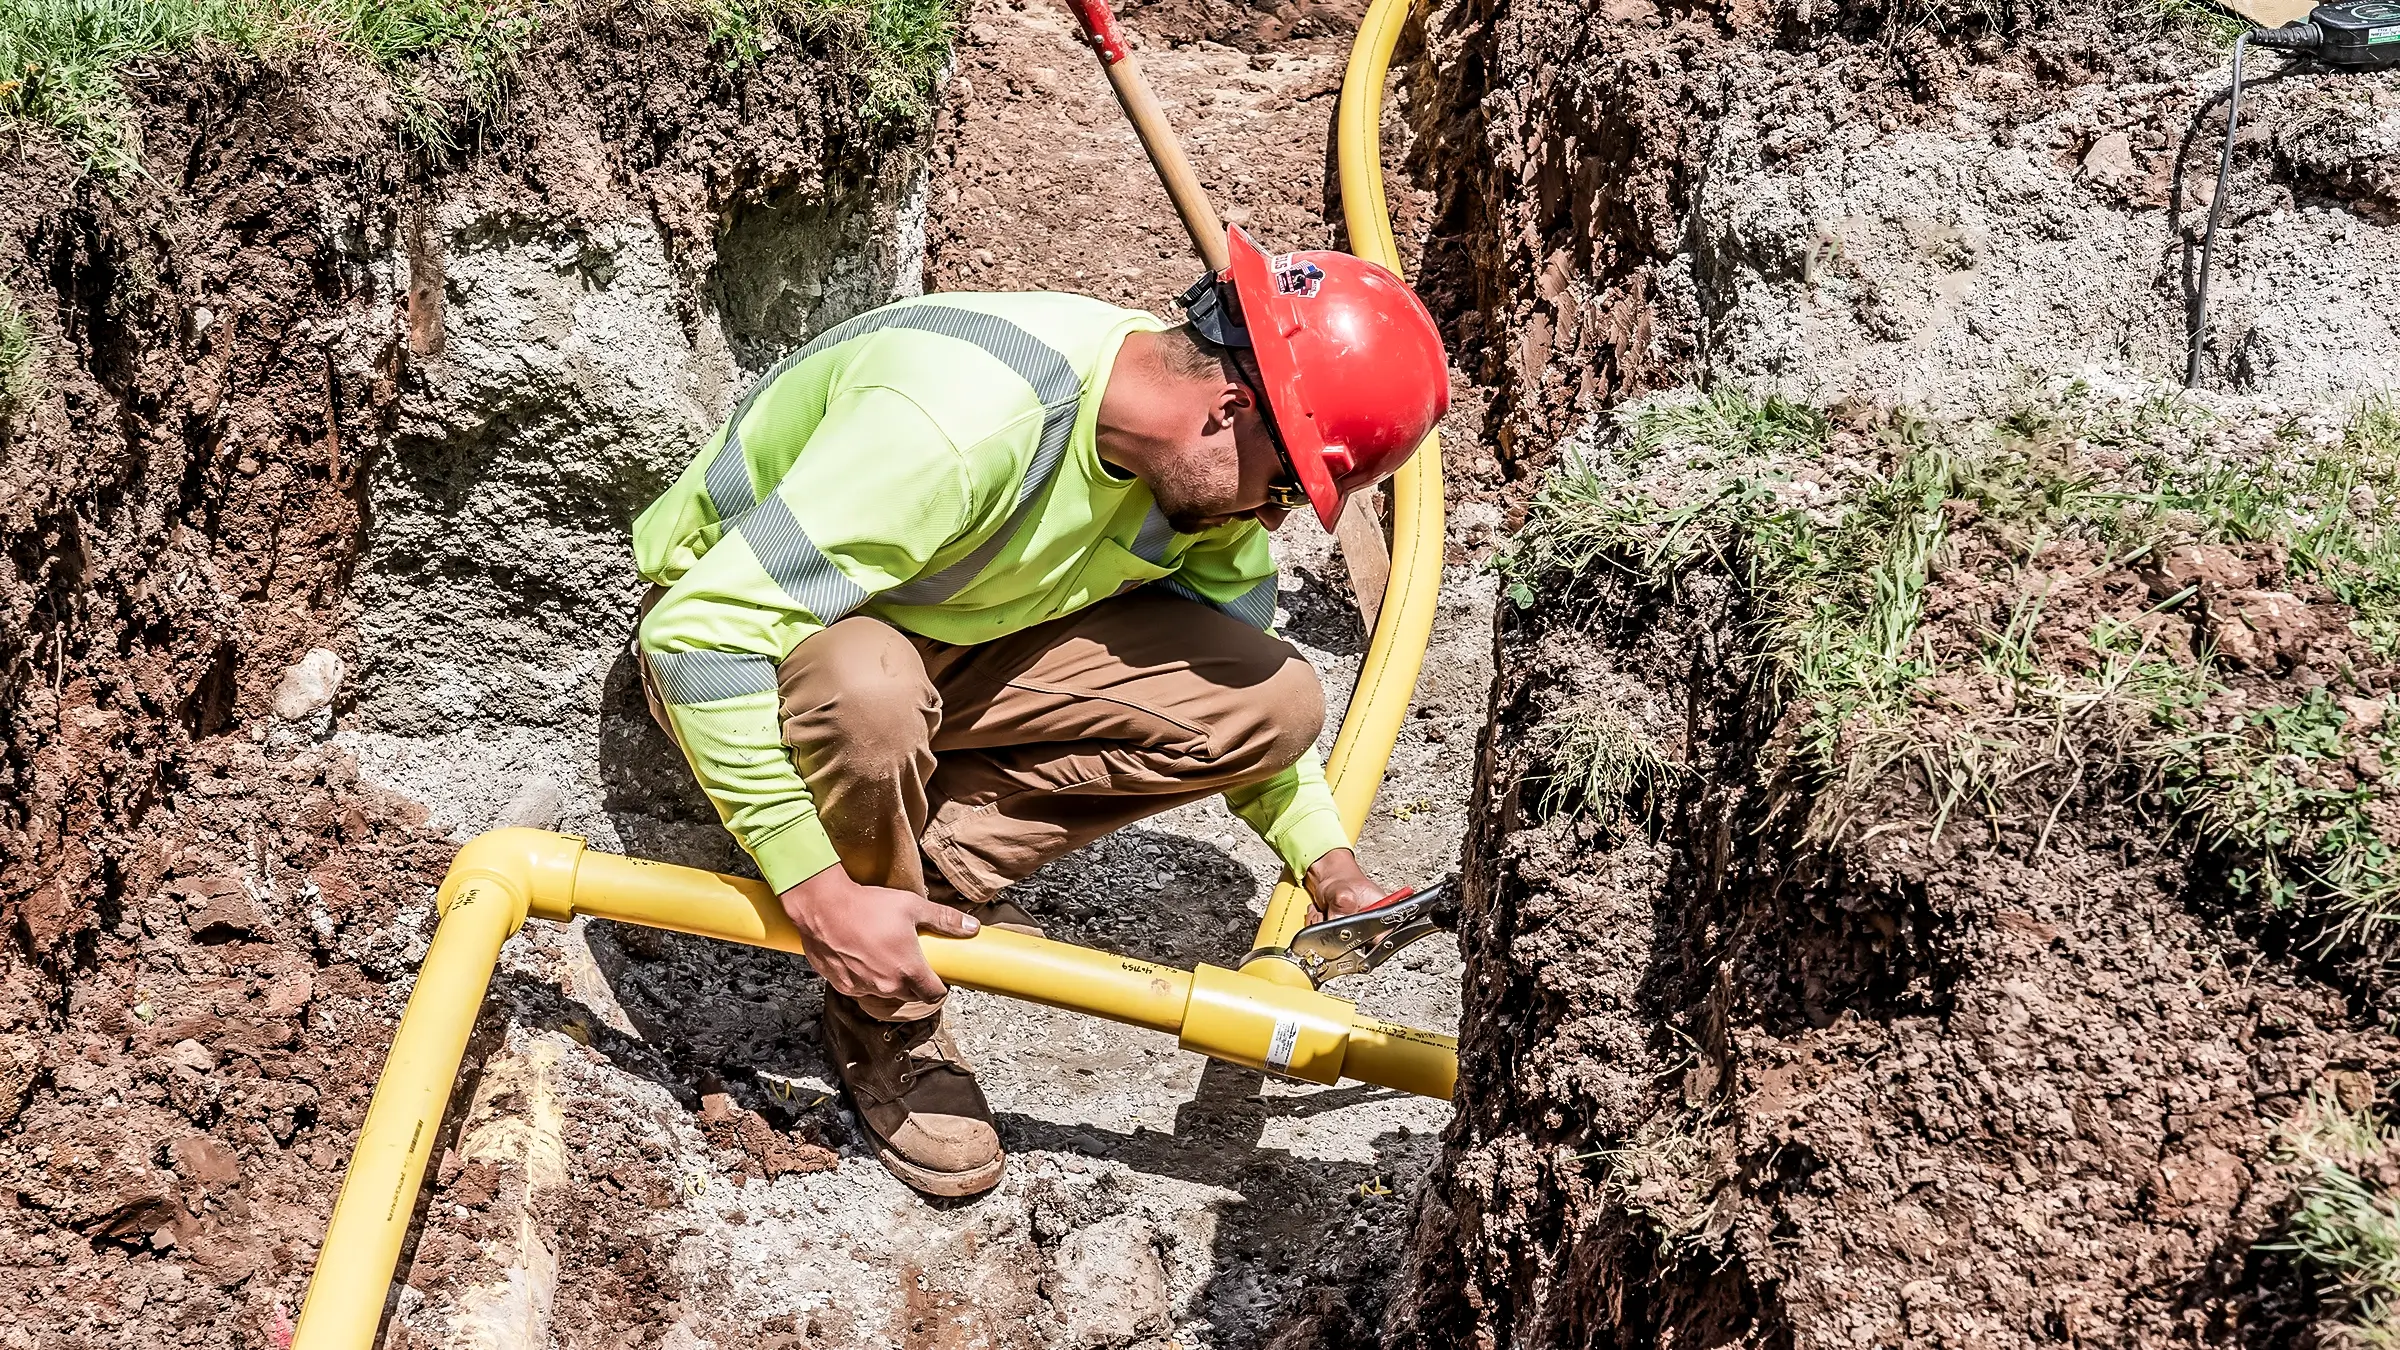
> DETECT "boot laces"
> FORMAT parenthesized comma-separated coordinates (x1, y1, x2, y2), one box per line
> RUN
(883, 1017, 959, 1089)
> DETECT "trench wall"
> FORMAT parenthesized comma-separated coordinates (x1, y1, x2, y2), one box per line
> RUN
(342, 155, 928, 868)
(1393, 2, 2400, 1345)
(0, 11, 939, 1341)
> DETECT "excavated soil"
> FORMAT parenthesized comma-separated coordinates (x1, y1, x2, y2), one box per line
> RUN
(0, 10, 927, 1345)
(1385, 1, 2400, 1346)
(14, 0, 2400, 1344)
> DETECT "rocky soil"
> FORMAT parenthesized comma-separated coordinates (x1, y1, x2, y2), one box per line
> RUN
(13, 0, 2400, 1344)
(1386, 1, 2400, 1346)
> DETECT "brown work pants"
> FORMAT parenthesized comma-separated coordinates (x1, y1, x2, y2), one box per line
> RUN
(637, 591, 1325, 1011)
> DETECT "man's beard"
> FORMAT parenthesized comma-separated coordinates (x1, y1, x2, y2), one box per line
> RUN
(1148, 458, 1236, 534)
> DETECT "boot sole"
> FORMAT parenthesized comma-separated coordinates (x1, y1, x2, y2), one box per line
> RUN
(874, 1140, 1007, 1197)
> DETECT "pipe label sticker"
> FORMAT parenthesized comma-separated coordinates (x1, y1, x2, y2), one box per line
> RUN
(1268, 1017, 1300, 1073)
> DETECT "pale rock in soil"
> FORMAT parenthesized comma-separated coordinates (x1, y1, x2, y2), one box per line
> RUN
(495, 774, 565, 831)
(342, 166, 928, 867)
(1045, 1213, 1172, 1347)
(186, 882, 271, 941)
(271, 647, 346, 721)
(2211, 588, 2319, 669)
(258, 959, 314, 1019)
(2079, 132, 2139, 190)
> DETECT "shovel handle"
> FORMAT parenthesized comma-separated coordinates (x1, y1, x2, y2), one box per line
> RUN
(1062, 0, 1230, 272)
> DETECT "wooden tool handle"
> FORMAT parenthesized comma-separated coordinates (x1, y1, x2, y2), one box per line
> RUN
(1063, 0, 1230, 272)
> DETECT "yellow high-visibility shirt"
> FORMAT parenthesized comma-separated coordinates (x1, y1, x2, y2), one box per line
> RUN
(631, 292, 1348, 891)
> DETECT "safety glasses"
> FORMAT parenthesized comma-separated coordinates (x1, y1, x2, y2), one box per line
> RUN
(1232, 349, 1312, 512)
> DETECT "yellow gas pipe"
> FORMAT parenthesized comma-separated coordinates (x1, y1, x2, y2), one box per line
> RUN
(1243, 0, 1444, 979)
(292, 828, 1457, 1349)
(292, 0, 1447, 1343)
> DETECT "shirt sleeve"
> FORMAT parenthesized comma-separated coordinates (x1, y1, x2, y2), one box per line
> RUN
(635, 384, 977, 891)
(1164, 525, 1352, 877)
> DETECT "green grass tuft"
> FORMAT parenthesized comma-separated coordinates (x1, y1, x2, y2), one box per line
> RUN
(2275, 1091, 2400, 1345)
(331, 0, 545, 153)
(696, 0, 956, 120)
(2150, 0, 2248, 48)
(2166, 690, 2400, 950)
(0, 0, 546, 168)
(0, 0, 263, 174)
(0, 288, 37, 417)
(1, 0, 956, 170)
(2143, 396, 2400, 661)
(1532, 705, 1680, 820)
(1627, 385, 1832, 463)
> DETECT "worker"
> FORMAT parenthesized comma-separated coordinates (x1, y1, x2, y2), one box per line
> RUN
(628, 227, 1448, 1198)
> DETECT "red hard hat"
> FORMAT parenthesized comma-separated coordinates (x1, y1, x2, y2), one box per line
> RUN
(1201, 227, 1449, 530)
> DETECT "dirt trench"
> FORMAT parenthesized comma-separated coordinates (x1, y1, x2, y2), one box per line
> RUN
(0, 0, 1491, 1344)
(11, 0, 2400, 1345)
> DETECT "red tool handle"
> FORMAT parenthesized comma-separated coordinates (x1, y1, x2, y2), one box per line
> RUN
(1065, 0, 1130, 64)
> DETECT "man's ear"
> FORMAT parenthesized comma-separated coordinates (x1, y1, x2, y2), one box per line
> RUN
(1209, 380, 1253, 433)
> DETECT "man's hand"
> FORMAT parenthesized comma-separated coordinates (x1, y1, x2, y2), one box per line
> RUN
(1303, 848, 1391, 925)
(780, 864, 980, 1006)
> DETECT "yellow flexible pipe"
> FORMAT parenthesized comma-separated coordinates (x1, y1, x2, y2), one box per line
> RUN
(292, 832, 1457, 1350)
(292, 836, 564, 1350)
(1246, 0, 1445, 969)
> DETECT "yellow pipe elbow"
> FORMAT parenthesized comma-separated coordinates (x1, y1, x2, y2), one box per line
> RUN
(437, 825, 586, 923)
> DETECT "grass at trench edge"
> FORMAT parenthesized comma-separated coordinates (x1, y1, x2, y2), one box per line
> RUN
(1503, 384, 2400, 1339)
(0, 288, 34, 417)
(2278, 1091, 2400, 1344)
(0, 0, 959, 172)
(1498, 383, 2400, 958)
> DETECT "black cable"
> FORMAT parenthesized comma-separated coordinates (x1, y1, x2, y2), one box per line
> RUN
(2185, 29, 2249, 388)
(2177, 20, 2335, 388)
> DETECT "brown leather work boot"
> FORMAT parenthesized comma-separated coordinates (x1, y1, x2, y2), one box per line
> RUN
(820, 991, 1005, 1197)
(922, 860, 1045, 938)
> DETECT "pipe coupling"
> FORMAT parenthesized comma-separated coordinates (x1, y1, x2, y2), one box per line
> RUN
(1177, 964, 1355, 1084)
